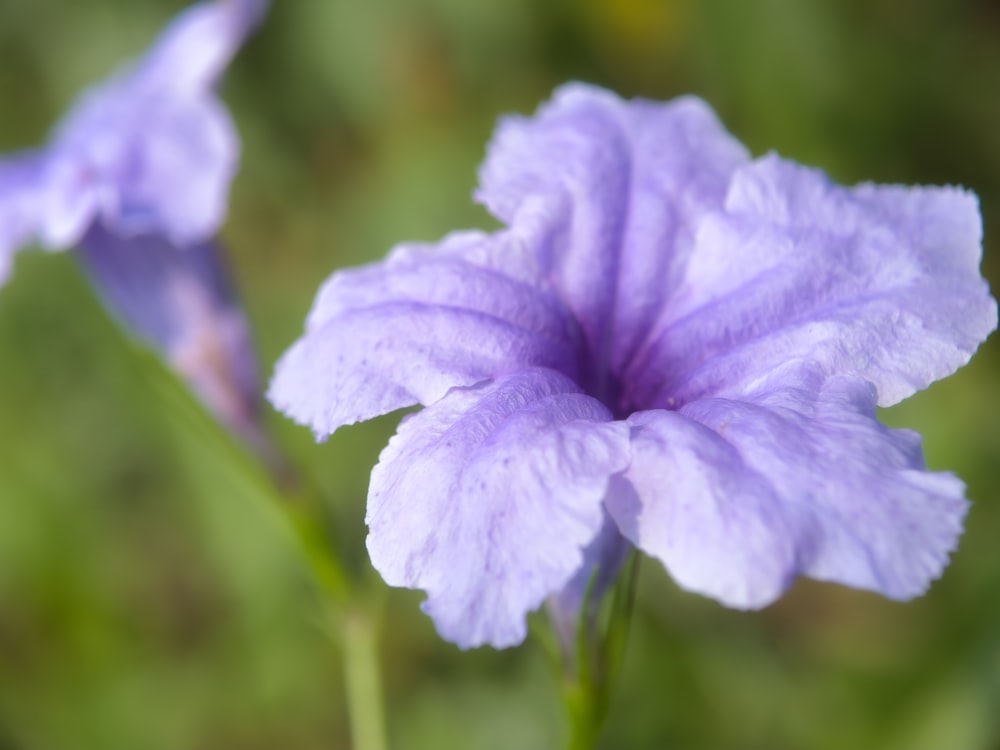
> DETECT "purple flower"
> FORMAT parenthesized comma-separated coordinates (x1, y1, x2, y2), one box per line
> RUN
(0, 0, 266, 442)
(270, 84, 997, 649)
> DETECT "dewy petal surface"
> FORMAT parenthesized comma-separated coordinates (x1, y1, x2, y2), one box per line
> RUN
(476, 83, 749, 380)
(366, 368, 630, 648)
(630, 155, 997, 410)
(39, 0, 264, 248)
(607, 362, 968, 608)
(268, 231, 582, 438)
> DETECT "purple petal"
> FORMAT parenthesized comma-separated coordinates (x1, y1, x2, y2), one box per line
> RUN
(77, 223, 261, 441)
(607, 361, 967, 608)
(134, 0, 266, 93)
(629, 155, 997, 410)
(268, 231, 582, 438)
(476, 83, 748, 382)
(40, 0, 264, 248)
(0, 155, 47, 283)
(366, 368, 630, 648)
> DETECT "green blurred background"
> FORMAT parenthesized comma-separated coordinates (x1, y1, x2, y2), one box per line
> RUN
(2, 0, 1000, 748)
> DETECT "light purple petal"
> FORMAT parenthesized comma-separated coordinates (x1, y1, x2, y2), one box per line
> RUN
(475, 83, 749, 387)
(39, 0, 264, 248)
(607, 361, 968, 608)
(136, 0, 266, 93)
(268, 231, 582, 438)
(0, 155, 47, 284)
(366, 368, 630, 648)
(629, 155, 997, 410)
(77, 223, 260, 440)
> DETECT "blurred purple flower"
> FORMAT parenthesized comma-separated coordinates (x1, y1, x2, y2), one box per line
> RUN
(78, 226, 261, 444)
(270, 84, 997, 649)
(0, 0, 266, 442)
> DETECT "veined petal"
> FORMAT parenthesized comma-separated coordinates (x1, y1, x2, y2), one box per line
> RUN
(630, 155, 997, 410)
(475, 83, 748, 375)
(607, 362, 967, 608)
(268, 231, 581, 438)
(77, 224, 260, 441)
(366, 368, 630, 649)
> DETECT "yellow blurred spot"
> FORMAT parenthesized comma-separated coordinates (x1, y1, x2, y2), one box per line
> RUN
(585, 0, 689, 57)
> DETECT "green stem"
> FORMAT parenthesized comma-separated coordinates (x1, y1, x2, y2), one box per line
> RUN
(273, 475, 386, 749)
(565, 677, 604, 750)
(341, 607, 389, 750)
(282, 491, 351, 602)
(560, 553, 641, 750)
(153, 343, 386, 748)
(283, 491, 387, 750)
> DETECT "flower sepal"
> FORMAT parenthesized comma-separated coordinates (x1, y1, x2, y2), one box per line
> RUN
(553, 552, 640, 750)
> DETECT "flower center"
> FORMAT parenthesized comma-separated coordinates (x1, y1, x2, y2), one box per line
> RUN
(582, 360, 630, 421)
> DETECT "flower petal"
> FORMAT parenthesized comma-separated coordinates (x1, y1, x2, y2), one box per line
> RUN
(136, 0, 266, 94)
(629, 155, 997, 410)
(366, 368, 630, 648)
(268, 231, 581, 438)
(77, 223, 260, 441)
(607, 362, 968, 608)
(40, 0, 264, 248)
(476, 83, 748, 382)
(0, 154, 47, 283)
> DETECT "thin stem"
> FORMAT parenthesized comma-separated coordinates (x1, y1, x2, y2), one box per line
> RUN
(271, 459, 391, 750)
(282, 487, 351, 602)
(283, 487, 387, 750)
(143, 316, 385, 748)
(340, 607, 389, 750)
(560, 553, 641, 750)
(565, 677, 603, 750)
